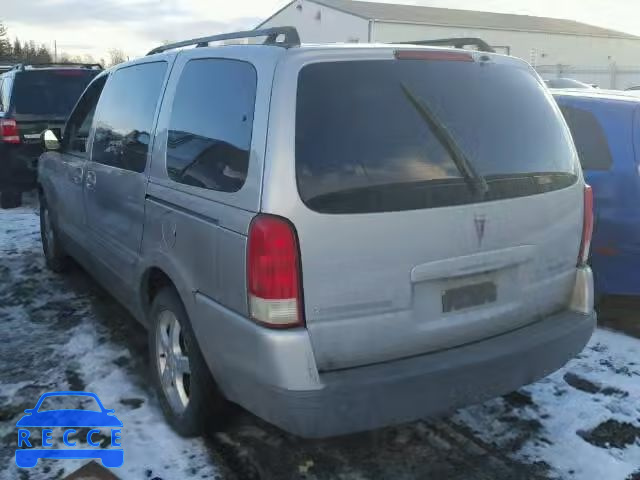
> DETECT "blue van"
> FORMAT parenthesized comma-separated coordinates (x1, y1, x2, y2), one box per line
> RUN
(554, 90, 640, 298)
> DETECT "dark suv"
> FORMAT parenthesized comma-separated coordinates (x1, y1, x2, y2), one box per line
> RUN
(0, 63, 101, 207)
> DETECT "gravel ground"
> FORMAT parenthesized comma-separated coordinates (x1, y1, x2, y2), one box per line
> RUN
(1, 198, 639, 480)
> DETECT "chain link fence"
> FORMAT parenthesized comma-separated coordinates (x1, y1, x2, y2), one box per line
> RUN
(536, 64, 640, 90)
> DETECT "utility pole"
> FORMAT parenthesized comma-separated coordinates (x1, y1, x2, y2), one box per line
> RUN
(54, 40, 57, 62)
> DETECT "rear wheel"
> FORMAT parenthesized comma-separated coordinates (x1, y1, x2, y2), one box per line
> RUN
(0, 190, 22, 209)
(40, 197, 69, 272)
(149, 287, 226, 437)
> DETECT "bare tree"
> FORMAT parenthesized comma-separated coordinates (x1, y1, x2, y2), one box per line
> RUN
(0, 22, 11, 58)
(24, 40, 37, 61)
(35, 44, 52, 64)
(107, 48, 127, 67)
(12, 38, 22, 58)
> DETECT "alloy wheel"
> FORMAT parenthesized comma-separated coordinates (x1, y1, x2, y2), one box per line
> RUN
(156, 309, 191, 414)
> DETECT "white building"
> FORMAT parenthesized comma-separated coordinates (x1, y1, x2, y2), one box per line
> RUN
(257, 0, 640, 69)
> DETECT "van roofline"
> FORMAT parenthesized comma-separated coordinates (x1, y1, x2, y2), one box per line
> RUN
(144, 41, 521, 67)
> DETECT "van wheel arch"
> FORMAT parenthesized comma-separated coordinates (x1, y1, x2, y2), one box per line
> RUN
(142, 267, 176, 316)
(143, 270, 228, 435)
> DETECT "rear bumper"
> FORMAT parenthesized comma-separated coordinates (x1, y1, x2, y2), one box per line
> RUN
(194, 293, 596, 438)
(0, 143, 40, 191)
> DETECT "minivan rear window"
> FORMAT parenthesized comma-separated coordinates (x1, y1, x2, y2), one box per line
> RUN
(12, 70, 98, 116)
(296, 59, 578, 214)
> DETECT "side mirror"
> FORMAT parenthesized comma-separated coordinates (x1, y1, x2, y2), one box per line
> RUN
(42, 129, 61, 151)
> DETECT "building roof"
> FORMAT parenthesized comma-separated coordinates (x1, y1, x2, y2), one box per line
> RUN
(267, 0, 640, 40)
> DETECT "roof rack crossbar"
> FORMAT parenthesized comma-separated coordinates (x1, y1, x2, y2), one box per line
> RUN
(398, 37, 495, 53)
(9, 62, 104, 71)
(147, 26, 301, 55)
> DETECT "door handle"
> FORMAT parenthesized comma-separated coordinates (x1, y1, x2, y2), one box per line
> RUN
(85, 171, 97, 190)
(70, 167, 83, 185)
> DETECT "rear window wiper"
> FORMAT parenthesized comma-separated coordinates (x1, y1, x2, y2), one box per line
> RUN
(400, 83, 489, 198)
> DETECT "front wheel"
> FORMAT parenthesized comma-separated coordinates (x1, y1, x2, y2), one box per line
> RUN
(40, 197, 69, 273)
(149, 287, 226, 437)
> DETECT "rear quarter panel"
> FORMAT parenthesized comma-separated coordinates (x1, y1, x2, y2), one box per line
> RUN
(140, 46, 281, 334)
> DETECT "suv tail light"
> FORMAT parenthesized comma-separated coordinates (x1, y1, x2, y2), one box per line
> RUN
(247, 214, 304, 328)
(578, 185, 594, 266)
(0, 119, 20, 144)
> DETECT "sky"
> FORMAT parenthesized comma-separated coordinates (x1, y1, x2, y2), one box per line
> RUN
(3, 0, 640, 62)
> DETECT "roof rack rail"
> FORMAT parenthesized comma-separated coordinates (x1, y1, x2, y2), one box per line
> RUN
(9, 62, 104, 72)
(146, 26, 301, 56)
(399, 37, 495, 53)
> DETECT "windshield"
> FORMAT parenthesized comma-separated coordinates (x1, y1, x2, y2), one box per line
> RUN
(296, 58, 578, 214)
(13, 69, 98, 116)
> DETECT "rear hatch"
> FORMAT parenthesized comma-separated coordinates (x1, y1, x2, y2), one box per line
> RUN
(272, 49, 584, 371)
(11, 69, 98, 143)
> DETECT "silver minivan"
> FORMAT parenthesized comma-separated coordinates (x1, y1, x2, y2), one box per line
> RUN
(38, 28, 596, 438)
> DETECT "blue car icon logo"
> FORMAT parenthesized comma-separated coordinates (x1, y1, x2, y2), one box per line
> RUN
(16, 391, 123, 468)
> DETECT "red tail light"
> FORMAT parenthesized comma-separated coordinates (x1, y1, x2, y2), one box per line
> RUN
(578, 185, 594, 266)
(0, 119, 20, 144)
(247, 214, 304, 328)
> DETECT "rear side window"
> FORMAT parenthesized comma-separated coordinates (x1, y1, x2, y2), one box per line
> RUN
(166, 59, 256, 193)
(12, 70, 98, 116)
(92, 62, 167, 173)
(558, 104, 613, 171)
(296, 59, 578, 214)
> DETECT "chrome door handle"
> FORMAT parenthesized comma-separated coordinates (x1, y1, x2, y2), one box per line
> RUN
(85, 171, 96, 190)
(70, 167, 83, 185)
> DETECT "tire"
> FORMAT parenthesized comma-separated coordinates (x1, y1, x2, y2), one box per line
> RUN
(149, 287, 226, 437)
(0, 190, 22, 209)
(40, 196, 69, 273)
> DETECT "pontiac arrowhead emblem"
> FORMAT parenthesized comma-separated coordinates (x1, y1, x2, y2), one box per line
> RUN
(474, 215, 487, 246)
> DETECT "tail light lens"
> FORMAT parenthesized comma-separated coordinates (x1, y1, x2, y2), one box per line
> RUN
(247, 214, 304, 328)
(0, 119, 20, 144)
(578, 185, 594, 266)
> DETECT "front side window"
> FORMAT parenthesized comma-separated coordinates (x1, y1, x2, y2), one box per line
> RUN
(92, 62, 167, 173)
(558, 104, 613, 171)
(166, 59, 256, 193)
(296, 59, 578, 214)
(63, 75, 108, 155)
